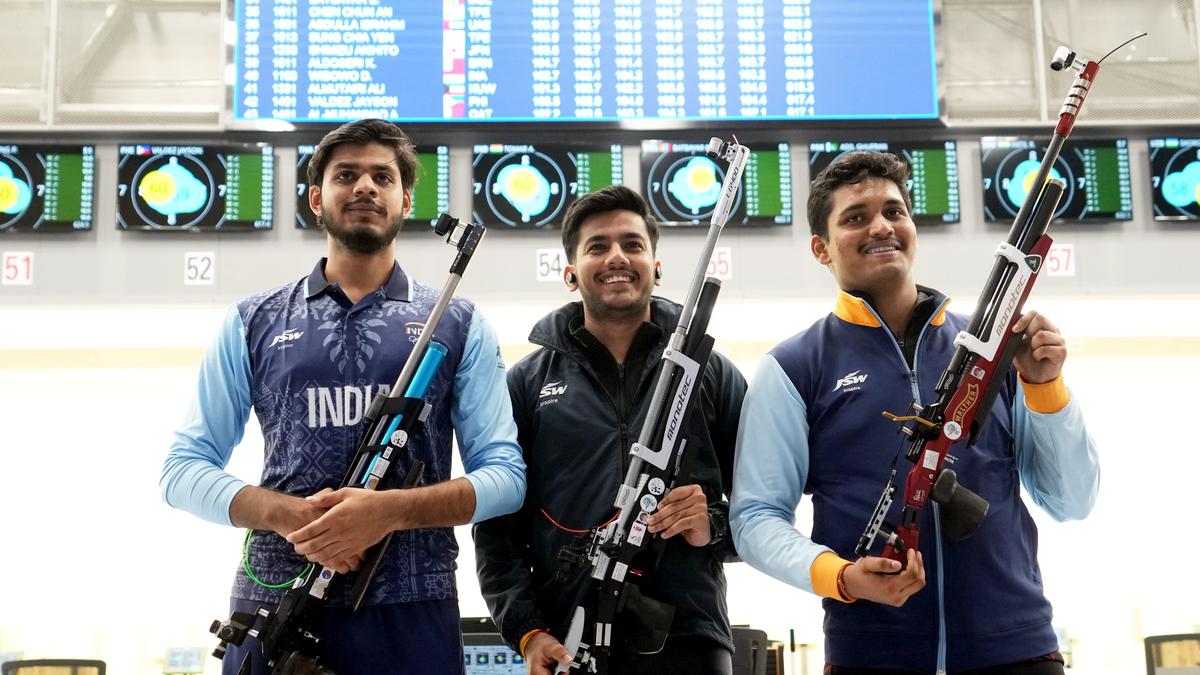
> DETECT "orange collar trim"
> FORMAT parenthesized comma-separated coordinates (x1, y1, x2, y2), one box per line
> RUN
(833, 291, 881, 327)
(832, 290, 950, 328)
(931, 304, 948, 326)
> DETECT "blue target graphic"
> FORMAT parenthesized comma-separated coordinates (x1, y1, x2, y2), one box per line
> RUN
(1004, 158, 1064, 211)
(642, 142, 743, 225)
(473, 149, 569, 228)
(1149, 139, 1200, 220)
(493, 159, 556, 223)
(982, 146, 1076, 221)
(0, 159, 33, 224)
(667, 156, 722, 214)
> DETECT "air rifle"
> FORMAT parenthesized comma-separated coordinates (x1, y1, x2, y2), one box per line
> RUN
(856, 37, 1143, 565)
(554, 137, 749, 673)
(209, 213, 485, 675)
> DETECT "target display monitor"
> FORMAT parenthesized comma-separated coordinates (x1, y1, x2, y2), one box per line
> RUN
(808, 140, 960, 223)
(640, 140, 792, 227)
(0, 144, 95, 232)
(1148, 137, 1200, 220)
(117, 144, 275, 231)
(471, 143, 623, 229)
(296, 144, 450, 229)
(980, 137, 1132, 222)
(232, 1, 938, 123)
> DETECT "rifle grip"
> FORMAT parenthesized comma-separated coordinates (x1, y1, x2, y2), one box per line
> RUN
(880, 524, 916, 571)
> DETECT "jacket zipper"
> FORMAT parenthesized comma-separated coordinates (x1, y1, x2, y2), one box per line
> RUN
(616, 364, 628, 455)
(864, 299, 951, 675)
(911, 301, 951, 675)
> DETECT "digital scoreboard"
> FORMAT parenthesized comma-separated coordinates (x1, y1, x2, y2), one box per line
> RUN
(808, 140, 960, 223)
(640, 140, 792, 227)
(232, 0, 938, 123)
(0, 144, 95, 232)
(471, 143, 622, 228)
(980, 137, 1132, 222)
(117, 144, 275, 231)
(296, 144, 450, 228)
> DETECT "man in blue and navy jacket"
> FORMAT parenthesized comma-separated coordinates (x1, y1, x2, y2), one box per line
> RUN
(161, 119, 526, 674)
(730, 151, 1098, 675)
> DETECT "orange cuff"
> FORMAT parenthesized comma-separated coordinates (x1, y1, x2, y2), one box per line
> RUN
(519, 628, 548, 658)
(1019, 372, 1069, 414)
(811, 551, 855, 603)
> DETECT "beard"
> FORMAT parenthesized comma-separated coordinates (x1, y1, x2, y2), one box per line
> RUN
(317, 201, 403, 254)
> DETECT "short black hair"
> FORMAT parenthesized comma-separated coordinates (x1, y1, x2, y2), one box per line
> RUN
(560, 185, 659, 263)
(307, 118, 420, 194)
(807, 150, 912, 239)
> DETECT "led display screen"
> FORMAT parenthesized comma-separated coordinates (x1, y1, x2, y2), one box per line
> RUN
(980, 137, 1132, 222)
(471, 143, 622, 228)
(117, 144, 275, 231)
(0, 144, 95, 232)
(640, 140, 792, 227)
(808, 140, 960, 223)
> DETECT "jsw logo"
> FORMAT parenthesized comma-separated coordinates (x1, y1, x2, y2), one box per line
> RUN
(833, 370, 868, 392)
(269, 328, 304, 348)
(539, 381, 567, 398)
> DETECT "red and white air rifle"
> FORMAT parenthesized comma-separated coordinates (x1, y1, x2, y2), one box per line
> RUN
(856, 35, 1144, 566)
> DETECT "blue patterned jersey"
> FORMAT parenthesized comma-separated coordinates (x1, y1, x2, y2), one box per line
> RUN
(162, 258, 525, 606)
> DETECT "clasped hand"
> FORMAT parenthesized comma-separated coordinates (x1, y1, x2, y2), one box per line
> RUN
(283, 487, 392, 574)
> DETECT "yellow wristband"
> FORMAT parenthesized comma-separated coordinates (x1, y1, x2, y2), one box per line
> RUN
(1019, 372, 1069, 414)
(519, 628, 549, 658)
(811, 551, 855, 602)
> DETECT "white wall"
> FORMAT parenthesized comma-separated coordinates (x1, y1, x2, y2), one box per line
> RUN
(1, 295, 1197, 674)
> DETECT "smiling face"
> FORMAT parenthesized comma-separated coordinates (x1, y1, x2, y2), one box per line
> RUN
(811, 176, 917, 297)
(566, 209, 661, 323)
(309, 141, 412, 254)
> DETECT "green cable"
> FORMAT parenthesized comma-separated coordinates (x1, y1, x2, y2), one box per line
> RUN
(242, 529, 314, 589)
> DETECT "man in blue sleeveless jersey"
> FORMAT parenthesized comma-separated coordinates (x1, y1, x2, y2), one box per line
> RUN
(730, 151, 1098, 675)
(474, 186, 745, 674)
(161, 119, 526, 674)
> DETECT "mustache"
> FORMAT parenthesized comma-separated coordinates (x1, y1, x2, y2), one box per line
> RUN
(860, 237, 903, 252)
(343, 198, 384, 213)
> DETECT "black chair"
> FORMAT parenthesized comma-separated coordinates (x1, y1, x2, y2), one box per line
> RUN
(732, 627, 768, 675)
(0, 660, 106, 675)
(1145, 633, 1200, 674)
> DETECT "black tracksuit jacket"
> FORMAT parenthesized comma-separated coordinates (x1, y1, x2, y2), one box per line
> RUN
(473, 297, 747, 654)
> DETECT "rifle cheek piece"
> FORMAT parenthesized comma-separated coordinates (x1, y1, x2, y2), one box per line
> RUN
(930, 469, 989, 541)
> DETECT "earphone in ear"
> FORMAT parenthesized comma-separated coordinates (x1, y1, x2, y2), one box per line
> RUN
(654, 266, 662, 280)
(566, 270, 577, 285)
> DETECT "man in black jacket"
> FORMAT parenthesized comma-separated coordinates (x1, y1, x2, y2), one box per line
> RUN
(473, 185, 746, 674)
